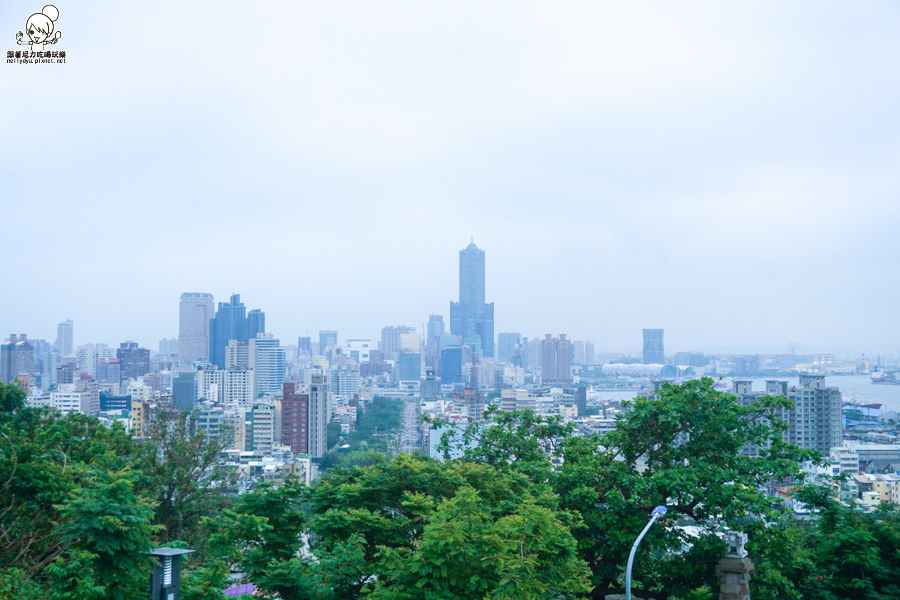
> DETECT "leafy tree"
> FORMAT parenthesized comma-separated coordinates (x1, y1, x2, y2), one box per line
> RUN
(181, 559, 239, 600)
(787, 484, 900, 600)
(0, 401, 135, 575)
(131, 408, 236, 545)
(0, 381, 25, 414)
(308, 453, 589, 599)
(326, 421, 342, 449)
(369, 486, 590, 600)
(319, 396, 404, 471)
(56, 467, 159, 599)
(438, 378, 816, 599)
(201, 477, 311, 598)
(0, 383, 159, 598)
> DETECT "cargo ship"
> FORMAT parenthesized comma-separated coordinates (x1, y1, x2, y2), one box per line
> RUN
(870, 371, 900, 385)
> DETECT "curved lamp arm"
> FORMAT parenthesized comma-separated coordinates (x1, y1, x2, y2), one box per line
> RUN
(626, 505, 667, 600)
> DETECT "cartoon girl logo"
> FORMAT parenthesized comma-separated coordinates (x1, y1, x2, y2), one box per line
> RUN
(16, 5, 62, 52)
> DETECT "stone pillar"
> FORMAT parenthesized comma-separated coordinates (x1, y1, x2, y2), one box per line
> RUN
(715, 530, 754, 600)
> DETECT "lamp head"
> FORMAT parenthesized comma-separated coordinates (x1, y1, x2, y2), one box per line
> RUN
(651, 505, 667, 517)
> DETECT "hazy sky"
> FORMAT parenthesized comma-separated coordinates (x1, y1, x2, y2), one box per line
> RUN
(2, 2, 898, 358)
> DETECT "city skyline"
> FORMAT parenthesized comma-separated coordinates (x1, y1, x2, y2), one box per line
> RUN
(1, 2, 898, 357)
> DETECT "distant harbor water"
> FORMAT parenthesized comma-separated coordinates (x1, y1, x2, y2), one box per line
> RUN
(589, 375, 900, 414)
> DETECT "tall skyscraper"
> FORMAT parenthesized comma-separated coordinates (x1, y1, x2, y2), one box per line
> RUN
(642, 329, 665, 364)
(449, 241, 495, 357)
(179, 293, 214, 362)
(248, 309, 266, 341)
(209, 294, 264, 369)
(318, 330, 338, 356)
(56, 320, 73, 356)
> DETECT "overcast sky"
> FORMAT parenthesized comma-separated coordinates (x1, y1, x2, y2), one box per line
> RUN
(1, 1, 898, 358)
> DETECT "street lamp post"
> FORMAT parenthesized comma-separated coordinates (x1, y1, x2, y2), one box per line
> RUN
(149, 547, 194, 600)
(625, 505, 667, 600)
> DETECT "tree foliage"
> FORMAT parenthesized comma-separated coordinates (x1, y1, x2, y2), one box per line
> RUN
(131, 408, 237, 545)
(434, 378, 818, 599)
(5, 378, 900, 600)
(0, 383, 237, 597)
(0, 383, 155, 596)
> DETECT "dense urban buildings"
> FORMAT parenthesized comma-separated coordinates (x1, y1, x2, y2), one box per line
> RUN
(450, 241, 495, 358)
(4, 245, 898, 502)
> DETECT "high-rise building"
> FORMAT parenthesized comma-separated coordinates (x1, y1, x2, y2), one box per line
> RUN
(178, 293, 214, 362)
(56, 320, 73, 356)
(96, 358, 121, 386)
(380, 326, 416, 359)
(425, 315, 444, 373)
(249, 402, 276, 455)
(573, 340, 585, 365)
(197, 366, 253, 407)
(329, 365, 360, 398)
(398, 351, 421, 381)
(210, 294, 247, 368)
(248, 309, 266, 341)
(1, 334, 34, 384)
(250, 334, 286, 399)
(117, 342, 150, 384)
(642, 329, 665, 364)
(173, 372, 196, 412)
(584, 341, 595, 366)
(297, 337, 312, 355)
(733, 375, 842, 456)
(440, 335, 463, 384)
(209, 295, 265, 369)
(308, 374, 328, 459)
(158, 338, 179, 356)
(449, 242, 495, 358)
(497, 332, 521, 364)
(282, 382, 309, 455)
(427, 315, 444, 345)
(76, 343, 114, 379)
(318, 330, 338, 357)
(541, 334, 572, 385)
(225, 339, 250, 369)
